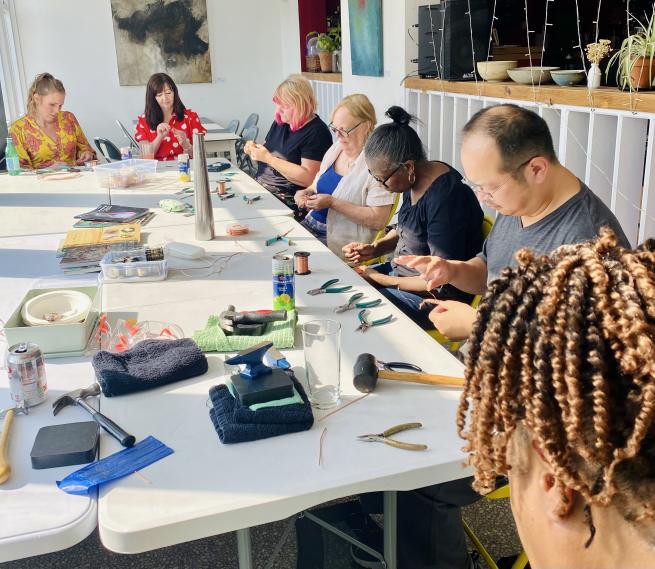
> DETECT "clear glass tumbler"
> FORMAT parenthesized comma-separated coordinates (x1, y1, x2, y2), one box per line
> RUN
(302, 319, 341, 409)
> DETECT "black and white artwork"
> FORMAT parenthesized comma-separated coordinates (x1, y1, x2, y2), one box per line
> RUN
(111, 0, 212, 85)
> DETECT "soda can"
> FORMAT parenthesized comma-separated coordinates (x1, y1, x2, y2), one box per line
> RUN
(272, 254, 295, 311)
(6, 342, 47, 407)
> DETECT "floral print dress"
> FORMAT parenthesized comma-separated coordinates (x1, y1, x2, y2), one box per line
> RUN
(9, 111, 96, 169)
(134, 109, 206, 161)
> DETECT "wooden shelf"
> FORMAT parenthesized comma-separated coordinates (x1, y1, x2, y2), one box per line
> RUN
(404, 77, 655, 114)
(302, 72, 342, 83)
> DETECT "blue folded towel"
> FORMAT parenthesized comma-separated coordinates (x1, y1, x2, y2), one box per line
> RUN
(209, 370, 314, 444)
(93, 338, 208, 397)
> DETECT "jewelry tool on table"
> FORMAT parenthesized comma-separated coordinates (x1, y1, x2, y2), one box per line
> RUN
(357, 422, 427, 451)
(243, 195, 261, 205)
(355, 309, 393, 332)
(307, 278, 352, 295)
(334, 292, 381, 313)
(265, 228, 294, 247)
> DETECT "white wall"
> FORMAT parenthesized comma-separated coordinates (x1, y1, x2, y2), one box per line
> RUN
(12, 0, 300, 146)
(337, 0, 423, 122)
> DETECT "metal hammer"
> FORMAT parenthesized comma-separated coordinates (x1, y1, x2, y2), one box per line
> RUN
(353, 353, 465, 393)
(0, 403, 29, 484)
(52, 384, 135, 447)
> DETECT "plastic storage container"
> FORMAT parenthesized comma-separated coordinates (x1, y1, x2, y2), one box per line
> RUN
(95, 159, 157, 189)
(100, 248, 167, 282)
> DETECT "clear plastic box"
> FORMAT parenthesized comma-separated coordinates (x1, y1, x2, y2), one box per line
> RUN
(95, 159, 157, 189)
(100, 248, 167, 282)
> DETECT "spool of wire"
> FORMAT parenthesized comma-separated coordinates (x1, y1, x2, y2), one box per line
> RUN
(226, 223, 250, 236)
(294, 251, 311, 275)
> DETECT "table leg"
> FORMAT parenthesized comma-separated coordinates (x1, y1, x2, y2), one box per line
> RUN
(383, 491, 397, 569)
(236, 528, 253, 569)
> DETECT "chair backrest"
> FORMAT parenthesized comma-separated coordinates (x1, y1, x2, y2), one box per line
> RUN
(241, 125, 258, 142)
(94, 137, 122, 162)
(115, 119, 139, 149)
(227, 119, 239, 134)
(241, 113, 259, 134)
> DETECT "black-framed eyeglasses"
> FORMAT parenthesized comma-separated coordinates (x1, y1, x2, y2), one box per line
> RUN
(368, 162, 406, 188)
(329, 121, 363, 138)
(462, 155, 538, 199)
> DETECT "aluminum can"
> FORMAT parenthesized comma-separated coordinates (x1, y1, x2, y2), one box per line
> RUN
(6, 342, 47, 407)
(272, 254, 295, 311)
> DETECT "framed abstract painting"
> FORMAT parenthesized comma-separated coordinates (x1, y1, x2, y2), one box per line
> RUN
(348, 0, 383, 77)
(110, 0, 212, 85)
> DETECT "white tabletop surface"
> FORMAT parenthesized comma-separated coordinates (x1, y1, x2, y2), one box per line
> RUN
(0, 165, 289, 238)
(0, 178, 470, 561)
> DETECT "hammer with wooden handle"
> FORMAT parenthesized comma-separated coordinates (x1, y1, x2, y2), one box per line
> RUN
(0, 403, 29, 484)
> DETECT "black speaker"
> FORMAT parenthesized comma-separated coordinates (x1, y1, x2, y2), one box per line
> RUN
(418, 1, 493, 80)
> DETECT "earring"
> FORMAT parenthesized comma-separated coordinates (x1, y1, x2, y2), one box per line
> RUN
(408, 171, 416, 187)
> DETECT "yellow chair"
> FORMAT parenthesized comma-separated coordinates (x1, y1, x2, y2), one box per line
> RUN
(463, 484, 529, 569)
(363, 192, 401, 266)
(428, 214, 494, 351)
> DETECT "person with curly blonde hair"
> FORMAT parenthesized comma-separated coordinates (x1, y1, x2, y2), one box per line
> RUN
(458, 228, 655, 569)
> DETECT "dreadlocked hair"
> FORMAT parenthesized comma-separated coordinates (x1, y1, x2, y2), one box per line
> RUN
(457, 228, 655, 533)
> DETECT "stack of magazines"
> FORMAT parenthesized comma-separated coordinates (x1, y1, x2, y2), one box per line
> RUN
(72, 204, 154, 228)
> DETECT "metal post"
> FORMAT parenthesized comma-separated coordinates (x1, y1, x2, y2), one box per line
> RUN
(236, 528, 253, 569)
(383, 491, 397, 569)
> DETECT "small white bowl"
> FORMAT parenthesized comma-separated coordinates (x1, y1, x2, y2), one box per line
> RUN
(477, 60, 518, 81)
(21, 290, 92, 327)
(550, 70, 586, 86)
(507, 66, 560, 85)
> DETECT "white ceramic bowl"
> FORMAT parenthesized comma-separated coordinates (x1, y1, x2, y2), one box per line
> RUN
(21, 290, 92, 326)
(507, 66, 560, 85)
(477, 60, 518, 81)
(550, 69, 586, 86)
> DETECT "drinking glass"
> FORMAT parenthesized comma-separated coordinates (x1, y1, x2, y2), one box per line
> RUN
(139, 141, 155, 159)
(302, 319, 341, 409)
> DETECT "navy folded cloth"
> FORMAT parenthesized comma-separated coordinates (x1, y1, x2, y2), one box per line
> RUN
(93, 339, 208, 397)
(209, 370, 314, 444)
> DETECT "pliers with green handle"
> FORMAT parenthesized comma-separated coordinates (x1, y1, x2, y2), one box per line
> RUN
(355, 308, 393, 332)
(307, 278, 352, 295)
(357, 422, 428, 451)
(334, 292, 382, 313)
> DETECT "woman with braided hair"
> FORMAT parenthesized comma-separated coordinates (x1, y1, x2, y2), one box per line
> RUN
(458, 228, 655, 569)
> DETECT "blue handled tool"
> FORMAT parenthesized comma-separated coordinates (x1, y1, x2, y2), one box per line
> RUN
(334, 293, 382, 313)
(307, 278, 352, 296)
(265, 228, 294, 247)
(355, 309, 393, 333)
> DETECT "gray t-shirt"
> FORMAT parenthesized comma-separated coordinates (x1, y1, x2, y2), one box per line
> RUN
(479, 184, 629, 283)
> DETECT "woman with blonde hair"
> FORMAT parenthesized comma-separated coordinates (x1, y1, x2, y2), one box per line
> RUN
(294, 94, 395, 256)
(9, 72, 95, 169)
(459, 229, 655, 569)
(245, 75, 332, 212)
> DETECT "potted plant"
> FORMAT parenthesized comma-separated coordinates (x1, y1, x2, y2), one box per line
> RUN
(317, 33, 337, 72)
(585, 39, 612, 90)
(607, 10, 655, 90)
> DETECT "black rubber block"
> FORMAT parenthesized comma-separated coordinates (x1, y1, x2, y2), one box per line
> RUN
(30, 421, 99, 469)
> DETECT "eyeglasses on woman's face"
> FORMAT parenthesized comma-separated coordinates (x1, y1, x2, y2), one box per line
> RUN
(368, 162, 406, 188)
(461, 156, 538, 200)
(329, 121, 363, 138)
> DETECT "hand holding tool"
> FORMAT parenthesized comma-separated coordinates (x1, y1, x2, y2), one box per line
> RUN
(357, 422, 427, 451)
(265, 228, 294, 247)
(53, 384, 135, 447)
(355, 309, 393, 332)
(353, 353, 464, 393)
(334, 293, 382, 313)
(307, 278, 352, 296)
(0, 403, 29, 484)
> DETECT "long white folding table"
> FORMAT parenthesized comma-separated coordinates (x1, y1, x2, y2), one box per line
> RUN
(203, 132, 241, 164)
(0, 172, 471, 568)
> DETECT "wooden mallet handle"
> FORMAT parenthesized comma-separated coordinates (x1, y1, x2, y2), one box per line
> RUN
(378, 369, 464, 388)
(0, 409, 15, 485)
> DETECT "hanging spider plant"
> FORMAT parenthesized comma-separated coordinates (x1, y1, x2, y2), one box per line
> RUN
(607, 9, 655, 90)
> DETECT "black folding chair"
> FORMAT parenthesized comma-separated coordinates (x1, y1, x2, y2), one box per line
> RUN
(226, 119, 239, 134)
(237, 125, 259, 176)
(94, 137, 122, 162)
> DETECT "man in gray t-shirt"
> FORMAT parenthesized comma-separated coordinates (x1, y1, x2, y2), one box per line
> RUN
(398, 104, 628, 342)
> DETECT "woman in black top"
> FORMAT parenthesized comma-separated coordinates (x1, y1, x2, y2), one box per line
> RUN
(244, 75, 332, 212)
(342, 106, 483, 329)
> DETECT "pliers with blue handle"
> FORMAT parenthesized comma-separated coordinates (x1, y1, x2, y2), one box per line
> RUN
(334, 292, 382, 313)
(307, 278, 352, 296)
(355, 309, 393, 332)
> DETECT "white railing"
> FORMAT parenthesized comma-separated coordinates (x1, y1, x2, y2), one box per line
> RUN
(308, 79, 343, 125)
(405, 88, 655, 247)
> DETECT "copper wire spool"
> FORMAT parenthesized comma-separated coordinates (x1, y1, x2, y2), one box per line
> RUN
(294, 251, 311, 275)
(226, 223, 250, 236)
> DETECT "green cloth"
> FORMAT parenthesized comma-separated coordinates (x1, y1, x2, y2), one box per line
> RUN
(224, 377, 304, 410)
(192, 310, 296, 352)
